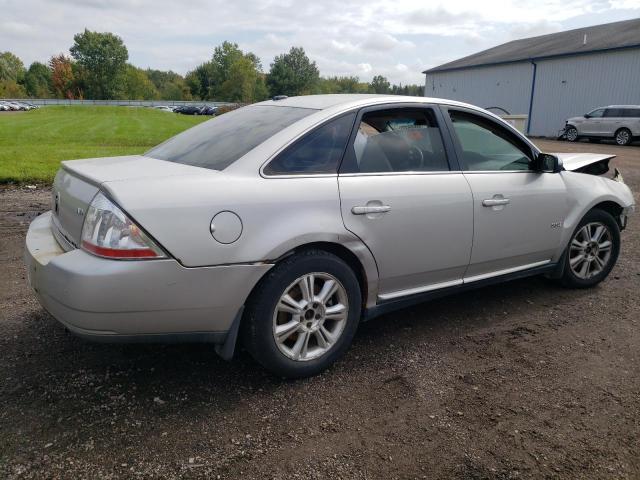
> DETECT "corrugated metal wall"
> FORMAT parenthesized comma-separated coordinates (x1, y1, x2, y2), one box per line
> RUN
(529, 49, 640, 136)
(425, 63, 533, 116)
(425, 48, 640, 137)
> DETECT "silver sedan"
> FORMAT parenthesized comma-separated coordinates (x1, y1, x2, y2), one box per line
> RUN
(25, 94, 635, 378)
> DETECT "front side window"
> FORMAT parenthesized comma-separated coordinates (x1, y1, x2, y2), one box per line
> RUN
(587, 109, 605, 118)
(346, 108, 449, 173)
(264, 112, 356, 175)
(146, 105, 315, 171)
(448, 111, 532, 171)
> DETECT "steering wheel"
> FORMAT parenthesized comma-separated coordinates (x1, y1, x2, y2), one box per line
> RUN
(406, 145, 424, 169)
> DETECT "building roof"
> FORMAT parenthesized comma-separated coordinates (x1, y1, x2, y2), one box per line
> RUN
(424, 18, 640, 74)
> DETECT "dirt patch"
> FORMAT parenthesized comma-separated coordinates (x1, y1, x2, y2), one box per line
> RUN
(1, 141, 639, 479)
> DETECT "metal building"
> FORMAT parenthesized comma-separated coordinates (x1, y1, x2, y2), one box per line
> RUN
(423, 18, 640, 137)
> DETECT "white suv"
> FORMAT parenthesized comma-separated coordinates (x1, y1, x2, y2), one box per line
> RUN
(565, 106, 640, 146)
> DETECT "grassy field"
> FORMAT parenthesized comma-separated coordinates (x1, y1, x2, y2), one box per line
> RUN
(0, 106, 208, 184)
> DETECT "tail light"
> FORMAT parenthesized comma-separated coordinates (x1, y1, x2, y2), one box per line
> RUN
(81, 192, 166, 260)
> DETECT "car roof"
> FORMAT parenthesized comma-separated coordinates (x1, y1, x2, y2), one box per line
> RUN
(226, 93, 531, 175)
(606, 105, 640, 108)
(255, 94, 477, 111)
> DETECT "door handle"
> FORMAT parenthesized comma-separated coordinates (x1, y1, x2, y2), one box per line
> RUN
(482, 198, 510, 207)
(351, 205, 391, 215)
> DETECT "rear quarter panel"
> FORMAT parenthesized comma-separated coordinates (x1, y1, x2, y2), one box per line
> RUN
(104, 173, 380, 306)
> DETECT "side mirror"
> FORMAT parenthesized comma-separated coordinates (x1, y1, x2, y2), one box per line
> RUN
(584, 114, 590, 118)
(536, 153, 563, 173)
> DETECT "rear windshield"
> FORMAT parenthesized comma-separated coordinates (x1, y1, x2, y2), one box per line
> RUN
(146, 105, 316, 170)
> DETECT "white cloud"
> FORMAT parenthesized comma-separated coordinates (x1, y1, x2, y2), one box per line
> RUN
(0, 0, 638, 85)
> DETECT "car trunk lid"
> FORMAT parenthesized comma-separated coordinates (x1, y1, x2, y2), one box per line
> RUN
(51, 155, 218, 250)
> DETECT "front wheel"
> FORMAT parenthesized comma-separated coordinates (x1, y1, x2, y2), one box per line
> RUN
(615, 128, 632, 146)
(565, 126, 579, 142)
(560, 209, 620, 288)
(243, 249, 362, 378)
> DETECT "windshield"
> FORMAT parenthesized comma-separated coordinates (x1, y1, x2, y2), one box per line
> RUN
(146, 105, 316, 170)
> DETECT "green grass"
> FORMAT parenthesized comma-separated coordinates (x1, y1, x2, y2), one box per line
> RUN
(0, 106, 208, 184)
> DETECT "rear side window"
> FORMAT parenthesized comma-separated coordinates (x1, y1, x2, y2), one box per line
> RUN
(605, 108, 625, 117)
(146, 105, 315, 171)
(622, 108, 640, 118)
(264, 112, 356, 175)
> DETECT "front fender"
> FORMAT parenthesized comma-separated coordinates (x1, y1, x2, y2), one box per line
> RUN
(554, 171, 634, 261)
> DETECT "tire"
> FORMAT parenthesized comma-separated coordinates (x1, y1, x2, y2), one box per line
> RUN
(242, 249, 362, 378)
(560, 209, 620, 288)
(565, 126, 579, 142)
(615, 128, 632, 146)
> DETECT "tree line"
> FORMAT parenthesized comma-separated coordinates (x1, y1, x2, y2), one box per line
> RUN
(0, 30, 424, 102)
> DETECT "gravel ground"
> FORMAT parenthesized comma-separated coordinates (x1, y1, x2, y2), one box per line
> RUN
(1, 140, 639, 479)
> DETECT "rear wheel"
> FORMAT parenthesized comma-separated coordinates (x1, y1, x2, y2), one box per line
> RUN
(615, 128, 632, 146)
(243, 249, 361, 378)
(560, 209, 620, 288)
(565, 126, 579, 142)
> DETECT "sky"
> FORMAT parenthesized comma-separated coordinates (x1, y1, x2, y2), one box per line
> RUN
(1, 0, 639, 85)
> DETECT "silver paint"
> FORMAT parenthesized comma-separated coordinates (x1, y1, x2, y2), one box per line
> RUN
(24, 94, 635, 348)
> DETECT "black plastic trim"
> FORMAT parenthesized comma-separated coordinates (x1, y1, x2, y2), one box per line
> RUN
(363, 262, 557, 321)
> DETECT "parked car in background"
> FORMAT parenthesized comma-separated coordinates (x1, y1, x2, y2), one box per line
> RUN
(0, 102, 10, 111)
(5, 101, 36, 111)
(2, 102, 21, 111)
(564, 106, 640, 146)
(199, 105, 218, 116)
(174, 105, 203, 115)
(153, 106, 175, 113)
(25, 94, 635, 378)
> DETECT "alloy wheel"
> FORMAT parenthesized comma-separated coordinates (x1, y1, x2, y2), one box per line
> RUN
(566, 127, 578, 142)
(569, 222, 613, 279)
(616, 129, 630, 145)
(272, 272, 348, 361)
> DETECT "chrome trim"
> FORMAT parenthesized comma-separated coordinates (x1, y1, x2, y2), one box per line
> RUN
(463, 260, 551, 284)
(260, 173, 338, 179)
(351, 205, 391, 215)
(378, 278, 463, 301)
(464, 170, 536, 174)
(377, 259, 552, 301)
(339, 170, 462, 177)
(482, 198, 510, 207)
